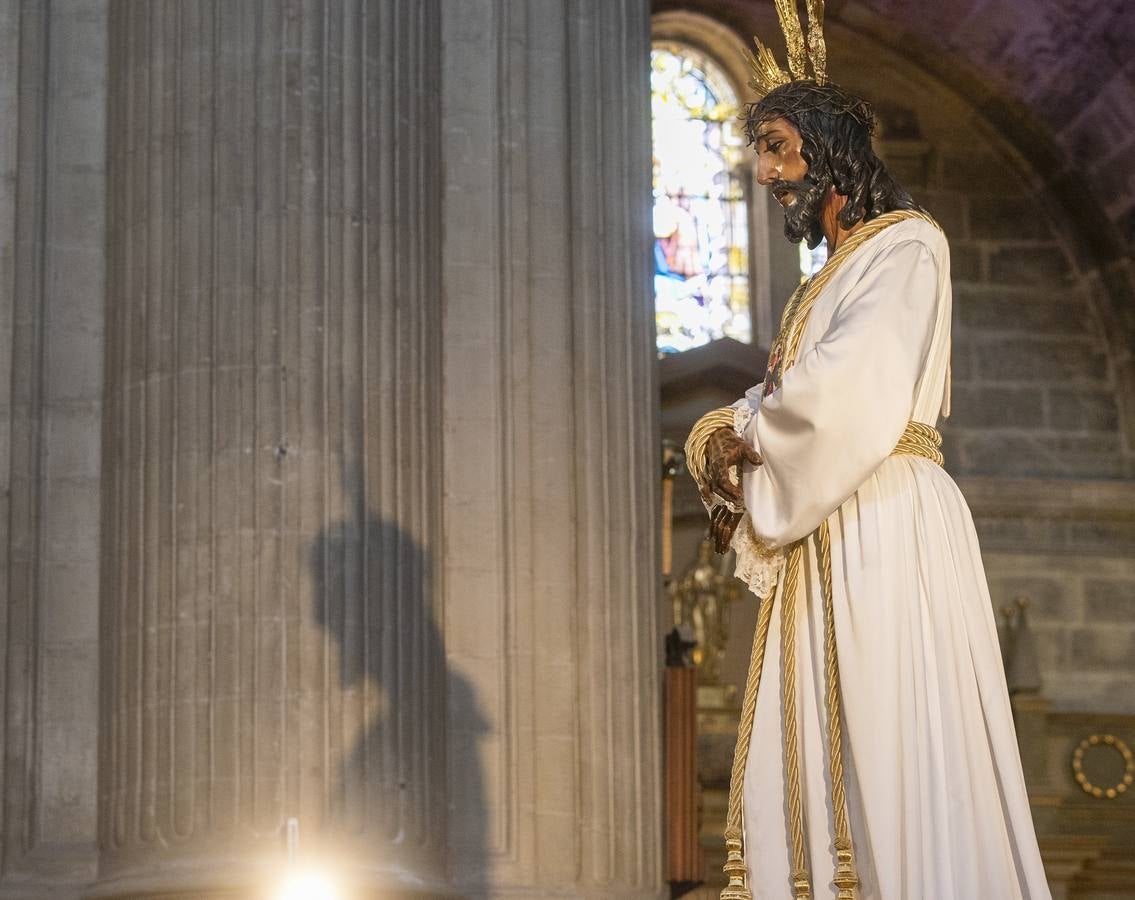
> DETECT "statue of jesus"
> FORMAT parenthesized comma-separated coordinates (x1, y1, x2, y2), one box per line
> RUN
(685, 8, 1052, 899)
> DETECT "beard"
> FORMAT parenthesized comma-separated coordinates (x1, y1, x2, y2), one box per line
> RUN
(770, 173, 830, 248)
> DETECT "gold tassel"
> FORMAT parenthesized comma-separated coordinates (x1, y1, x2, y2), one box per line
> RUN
(834, 836, 858, 899)
(719, 835, 753, 900)
(718, 579, 778, 900)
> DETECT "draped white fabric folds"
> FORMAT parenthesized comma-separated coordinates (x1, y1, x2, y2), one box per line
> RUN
(734, 218, 1051, 898)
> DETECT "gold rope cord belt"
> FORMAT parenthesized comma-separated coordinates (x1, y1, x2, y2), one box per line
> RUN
(686, 209, 946, 900)
(721, 422, 943, 900)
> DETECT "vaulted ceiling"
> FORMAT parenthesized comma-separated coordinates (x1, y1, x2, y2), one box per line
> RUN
(843, 0, 1135, 253)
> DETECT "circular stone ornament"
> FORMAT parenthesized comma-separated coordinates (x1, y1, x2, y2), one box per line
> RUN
(1071, 734, 1135, 800)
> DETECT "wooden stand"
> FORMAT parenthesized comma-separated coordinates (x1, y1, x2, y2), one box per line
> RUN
(666, 665, 702, 884)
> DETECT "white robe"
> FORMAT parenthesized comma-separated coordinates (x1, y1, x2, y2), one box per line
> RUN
(734, 218, 1051, 899)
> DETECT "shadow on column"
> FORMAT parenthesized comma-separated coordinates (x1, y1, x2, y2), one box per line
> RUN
(310, 470, 489, 898)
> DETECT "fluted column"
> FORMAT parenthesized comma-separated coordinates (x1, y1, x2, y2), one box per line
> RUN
(101, 2, 443, 894)
(3, 0, 106, 891)
(441, 0, 662, 894)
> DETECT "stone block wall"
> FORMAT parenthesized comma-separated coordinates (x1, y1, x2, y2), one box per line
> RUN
(867, 114, 1133, 481)
(931, 207, 1128, 478)
(986, 553, 1135, 714)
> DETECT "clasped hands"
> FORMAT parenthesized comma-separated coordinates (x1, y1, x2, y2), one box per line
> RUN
(701, 427, 763, 554)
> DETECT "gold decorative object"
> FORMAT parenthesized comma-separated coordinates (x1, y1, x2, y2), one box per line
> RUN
(1072, 734, 1135, 800)
(744, 38, 791, 100)
(720, 836, 752, 900)
(772, 0, 807, 80)
(803, 0, 827, 86)
(745, 0, 828, 98)
(669, 540, 742, 685)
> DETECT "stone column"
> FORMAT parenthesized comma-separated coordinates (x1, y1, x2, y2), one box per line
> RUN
(2, 0, 106, 893)
(441, 0, 662, 895)
(100, 2, 444, 895)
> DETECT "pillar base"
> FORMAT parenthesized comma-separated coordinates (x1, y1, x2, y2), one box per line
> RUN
(88, 861, 456, 900)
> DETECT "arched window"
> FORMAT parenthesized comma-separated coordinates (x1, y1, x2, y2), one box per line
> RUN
(652, 43, 751, 354)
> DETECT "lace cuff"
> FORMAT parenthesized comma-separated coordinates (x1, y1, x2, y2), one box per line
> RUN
(733, 402, 754, 439)
(730, 514, 783, 598)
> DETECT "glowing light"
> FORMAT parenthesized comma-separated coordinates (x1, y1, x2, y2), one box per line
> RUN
(273, 868, 341, 900)
(799, 239, 828, 278)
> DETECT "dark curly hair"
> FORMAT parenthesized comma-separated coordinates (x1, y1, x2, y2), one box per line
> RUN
(743, 80, 921, 247)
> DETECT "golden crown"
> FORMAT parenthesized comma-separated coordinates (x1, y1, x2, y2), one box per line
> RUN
(746, 0, 828, 97)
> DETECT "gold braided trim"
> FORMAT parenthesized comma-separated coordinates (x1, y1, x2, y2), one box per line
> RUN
(783, 211, 939, 371)
(761, 211, 939, 400)
(686, 407, 739, 497)
(892, 420, 943, 466)
(781, 543, 812, 898)
(719, 541, 815, 899)
(817, 521, 858, 899)
(721, 573, 779, 900)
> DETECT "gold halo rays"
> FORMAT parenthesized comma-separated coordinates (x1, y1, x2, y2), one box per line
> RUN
(745, 0, 829, 98)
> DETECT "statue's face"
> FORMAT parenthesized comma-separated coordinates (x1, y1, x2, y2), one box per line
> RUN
(754, 116, 807, 187)
(753, 116, 828, 245)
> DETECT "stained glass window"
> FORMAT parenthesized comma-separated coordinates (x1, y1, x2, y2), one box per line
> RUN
(652, 44, 750, 354)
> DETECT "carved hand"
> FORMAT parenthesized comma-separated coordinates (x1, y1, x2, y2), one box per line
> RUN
(710, 504, 744, 554)
(702, 426, 762, 507)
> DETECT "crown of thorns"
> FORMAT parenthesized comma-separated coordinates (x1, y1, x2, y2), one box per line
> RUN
(750, 80, 877, 134)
